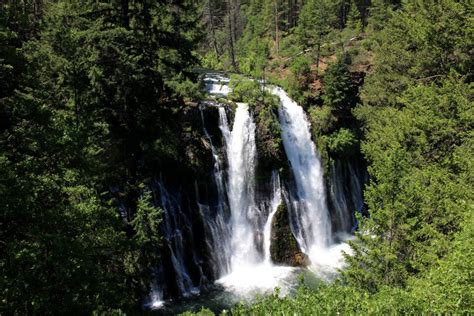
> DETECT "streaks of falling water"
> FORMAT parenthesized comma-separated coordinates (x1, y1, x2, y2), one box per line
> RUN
(217, 102, 294, 299)
(328, 159, 365, 236)
(146, 75, 362, 308)
(263, 171, 282, 264)
(270, 87, 332, 259)
(156, 180, 200, 296)
(225, 102, 261, 269)
(198, 105, 232, 276)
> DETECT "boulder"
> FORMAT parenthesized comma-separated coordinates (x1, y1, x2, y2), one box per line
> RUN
(270, 203, 311, 267)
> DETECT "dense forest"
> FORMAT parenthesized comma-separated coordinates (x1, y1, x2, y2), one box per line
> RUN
(1, 0, 472, 314)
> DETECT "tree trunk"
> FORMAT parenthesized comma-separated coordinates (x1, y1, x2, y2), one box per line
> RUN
(227, 0, 237, 70)
(316, 39, 321, 75)
(207, 0, 220, 56)
(275, 0, 279, 56)
(121, 0, 129, 29)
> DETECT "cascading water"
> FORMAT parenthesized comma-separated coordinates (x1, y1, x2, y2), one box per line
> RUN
(263, 171, 282, 264)
(270, 87, 331, 257)
(157, 180, 202, 295)
(216, 102, 295, 299)
(225, 102, 261, 269)
(148, 179, 205, 308)
(328, 160, 364, 235)
(203, 73, 231, 97)
(269, 87, 355, 280)
(198, 105, 232, 276)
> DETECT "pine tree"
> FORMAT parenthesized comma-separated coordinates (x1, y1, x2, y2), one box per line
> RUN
(322, 55, 354, 110)
(346, 75, 473, 291)
(296, 0, 337, 73)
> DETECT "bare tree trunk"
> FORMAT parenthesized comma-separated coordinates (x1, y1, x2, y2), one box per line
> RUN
(207, 0, 220, 56)
(274, 0, 279, 56)
(121, 0, 129, 29)
(227, 0, 237, 70)
(316, 39, 321, 75)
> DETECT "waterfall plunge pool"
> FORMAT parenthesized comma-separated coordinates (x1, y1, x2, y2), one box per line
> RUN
(149, 240, 352, 315)
(150, 266, 301, 315)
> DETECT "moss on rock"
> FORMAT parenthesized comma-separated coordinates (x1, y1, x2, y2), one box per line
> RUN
(270, 203, 311, 267)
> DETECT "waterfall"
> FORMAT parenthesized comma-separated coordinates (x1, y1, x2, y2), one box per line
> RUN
(215, 101, 295, 299)
(328, 159, 366, 237)
(198, 105, 232, 276)
(348, 162, 365, 217)
(155, 180, 201, 297)
(270, 87, 331, 258)
(225, 102, 261, 269)
(144, 72, 367, 311)
(144, 73, 364, 309)
(263, 171, 282, 264)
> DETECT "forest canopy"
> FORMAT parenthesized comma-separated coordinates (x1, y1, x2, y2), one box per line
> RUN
(1, 0, 473, 314)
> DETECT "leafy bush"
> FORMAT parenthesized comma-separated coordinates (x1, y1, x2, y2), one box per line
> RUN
(200, 51, 224, 70)
(309, 105, 336, 134)
(290, 55, 311, 78)
(326, 128, 358, 156)
(228, 75, 262, 103)
(322, 56, 354, 110)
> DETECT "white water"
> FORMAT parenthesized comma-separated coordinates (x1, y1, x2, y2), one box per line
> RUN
(204, 74, 231, 97)
(198, 105, 232, 276)
(225, 102, 261, 268)
(148, 280, 165, 309)
(270, 87, 332, 264)
(148, 179, 203, 309)
(217, 102, 295, 299)
(263, 171, 282, 264)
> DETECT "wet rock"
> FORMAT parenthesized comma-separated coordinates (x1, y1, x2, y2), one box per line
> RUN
(270, 203, 311, 267)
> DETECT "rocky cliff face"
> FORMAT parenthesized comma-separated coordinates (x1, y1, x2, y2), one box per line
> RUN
(270, 203, 311, 267)
(148, 95, 367, 301)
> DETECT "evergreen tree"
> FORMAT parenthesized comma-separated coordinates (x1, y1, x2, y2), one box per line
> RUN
(296, 0, 337, 72)
(346, 76, 473, 291)
(1, 0, 201, 313)
(362, 0, 472, 107)
(322, 55, 354, 110)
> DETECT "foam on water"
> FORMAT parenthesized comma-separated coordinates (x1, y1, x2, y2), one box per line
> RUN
(308, 240, 353, 280)
(204, 74, 231, 97)
(217, 264, 296, 300)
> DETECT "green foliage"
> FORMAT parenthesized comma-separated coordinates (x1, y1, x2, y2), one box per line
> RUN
(228, 76, 262, 103)
(289, 56, 311, 78)
(229, 283, 424, 315)
(132, 189, 162, 250)
(190, 0, 473, 315)
(1, 0, 201, 313)
(201, 51, 224, 70)
(322, 56, 354, 110)
(289, 55, 312, 90)
(296, 0, 337, 48)
(409, 209, 474, 313)
(362, 0, 472, 107)
(309, 106, 336, 134)
(238, 39, 272, 79)
(325, 128, 358, 156)
(126, 189, 163, 294)
(254, 100, 283, 167)
(2, 0, 473, 314)
(345, 75, 472, 295)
